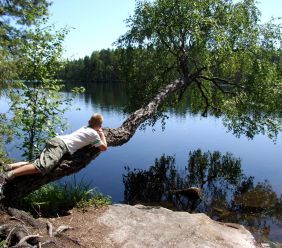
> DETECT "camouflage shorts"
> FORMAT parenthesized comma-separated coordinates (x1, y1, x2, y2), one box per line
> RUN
(33, 137, 68, 175)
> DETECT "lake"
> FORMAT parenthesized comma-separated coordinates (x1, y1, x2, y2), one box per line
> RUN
(1, 82, 282, 245)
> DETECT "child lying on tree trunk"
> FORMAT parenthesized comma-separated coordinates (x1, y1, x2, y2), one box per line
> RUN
(0, 113, 107, 193)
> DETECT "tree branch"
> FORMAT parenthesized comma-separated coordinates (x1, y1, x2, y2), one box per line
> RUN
(198, 76, 245, 89)
(195, 79, 221, 117)
(156, 32, 178, 57)
(195, 79, 210, 116)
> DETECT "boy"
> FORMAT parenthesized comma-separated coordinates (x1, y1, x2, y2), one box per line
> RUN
(0, 113, 107, 183)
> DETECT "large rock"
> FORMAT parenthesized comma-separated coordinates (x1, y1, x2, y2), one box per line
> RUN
(99, 204, 260, 248)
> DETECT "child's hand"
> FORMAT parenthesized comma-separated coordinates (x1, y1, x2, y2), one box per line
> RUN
(97, 128, 103, 133)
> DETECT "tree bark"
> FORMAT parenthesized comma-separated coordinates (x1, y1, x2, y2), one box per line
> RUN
(2, 79, 187, 206)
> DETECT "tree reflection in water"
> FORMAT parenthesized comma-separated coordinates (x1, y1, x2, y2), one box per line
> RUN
(123, 149, 282, 244)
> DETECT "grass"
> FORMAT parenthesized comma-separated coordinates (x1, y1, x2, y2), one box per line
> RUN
(0, 240, 7, 248)
(23, 176, 112, 216)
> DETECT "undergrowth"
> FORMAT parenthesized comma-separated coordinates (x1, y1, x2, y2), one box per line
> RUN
(23, 177, 112, 217)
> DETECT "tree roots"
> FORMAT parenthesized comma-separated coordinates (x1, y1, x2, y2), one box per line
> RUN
(0, 207, 77, 247)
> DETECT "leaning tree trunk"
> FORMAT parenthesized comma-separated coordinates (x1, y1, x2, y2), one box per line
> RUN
(2, 79, 187, 206)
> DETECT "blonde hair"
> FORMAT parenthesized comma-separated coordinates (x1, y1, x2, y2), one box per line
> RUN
(88, 114, 103, 128)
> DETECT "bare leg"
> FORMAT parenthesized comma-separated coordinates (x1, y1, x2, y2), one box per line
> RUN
(11, 163, 41, 177)
(8, 161, 30, 169)
(3, 163, 41, 182)
(2, 161, 30, 172)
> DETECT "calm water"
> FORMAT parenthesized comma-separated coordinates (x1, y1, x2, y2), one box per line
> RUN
(1, 83, 282, 244)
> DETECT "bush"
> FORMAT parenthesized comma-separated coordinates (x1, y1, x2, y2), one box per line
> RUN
(23, 177, 112, 216)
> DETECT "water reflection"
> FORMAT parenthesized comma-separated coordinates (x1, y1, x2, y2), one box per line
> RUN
(63, 82, 199, 118)
(123, 149, 282, 244)
(64, 82, 127, 113)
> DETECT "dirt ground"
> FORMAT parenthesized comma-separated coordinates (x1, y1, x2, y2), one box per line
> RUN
(0, 206, 117, 248)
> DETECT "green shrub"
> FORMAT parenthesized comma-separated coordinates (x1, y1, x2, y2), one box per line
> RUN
(23, 177, 112, 216)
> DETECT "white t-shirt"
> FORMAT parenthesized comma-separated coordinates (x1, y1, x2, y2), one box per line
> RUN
(58, 126, 102, 154)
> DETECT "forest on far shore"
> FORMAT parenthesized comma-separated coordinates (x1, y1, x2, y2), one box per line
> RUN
(57, 49, 122, 83)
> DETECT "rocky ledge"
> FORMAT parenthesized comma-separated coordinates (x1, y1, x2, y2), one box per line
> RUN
(98, 204, 260, 248)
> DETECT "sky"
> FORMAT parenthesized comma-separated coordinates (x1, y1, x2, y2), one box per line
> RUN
(48, 0, 282, 59)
